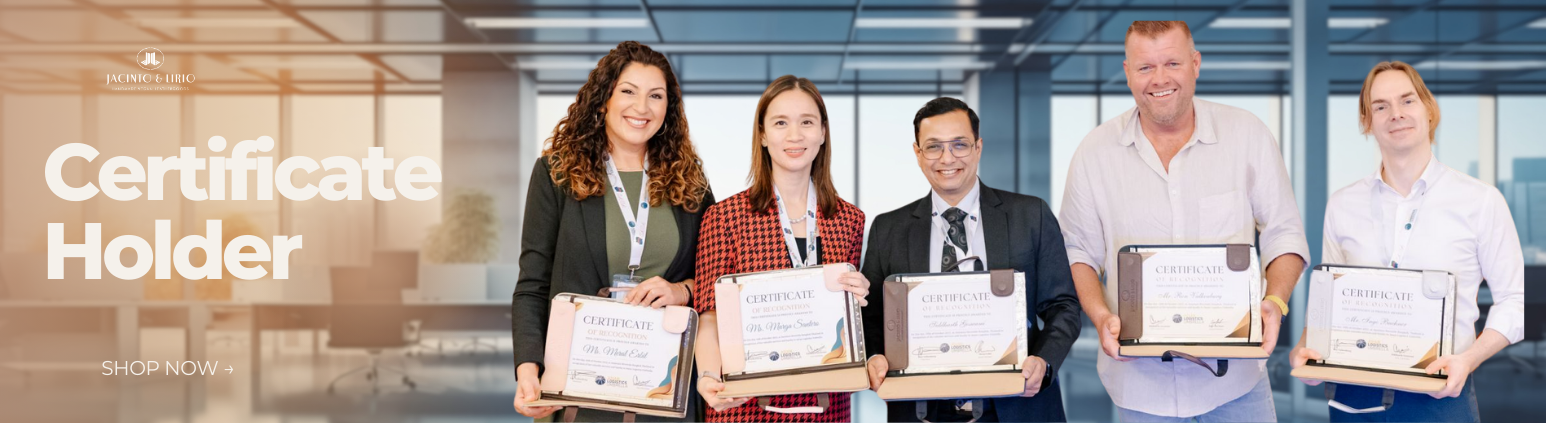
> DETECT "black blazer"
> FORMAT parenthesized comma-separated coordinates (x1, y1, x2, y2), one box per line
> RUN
(860, 182, 1081, 422)
(512, 157, 713, 377)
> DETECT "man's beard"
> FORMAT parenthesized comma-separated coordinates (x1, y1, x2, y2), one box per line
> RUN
(1141, 93, 1190, 126)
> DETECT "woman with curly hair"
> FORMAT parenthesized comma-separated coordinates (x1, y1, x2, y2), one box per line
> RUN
(512, 40, 712, 421)
(690, 75, 872, 422)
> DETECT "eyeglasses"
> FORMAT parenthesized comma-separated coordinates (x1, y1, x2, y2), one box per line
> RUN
(918, 139, 977, 160)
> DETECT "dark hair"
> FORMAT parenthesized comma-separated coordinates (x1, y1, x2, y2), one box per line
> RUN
(747, 75, 840, 217)
(912, 97, 980, 144)
(542, 41, 710, 212)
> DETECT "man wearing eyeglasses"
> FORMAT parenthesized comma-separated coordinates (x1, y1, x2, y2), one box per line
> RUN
(858, 97, 1082, 422)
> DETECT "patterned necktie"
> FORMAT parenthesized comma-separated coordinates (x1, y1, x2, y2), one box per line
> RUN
(940, 207, 971, 272)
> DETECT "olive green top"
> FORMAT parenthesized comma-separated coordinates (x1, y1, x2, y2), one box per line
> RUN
(604, 171, 680, 279)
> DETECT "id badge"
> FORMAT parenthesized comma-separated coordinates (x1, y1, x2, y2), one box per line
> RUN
(609, 274, 643, 300)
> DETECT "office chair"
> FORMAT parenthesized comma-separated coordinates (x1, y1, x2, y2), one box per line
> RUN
(326, 267, 418, 395)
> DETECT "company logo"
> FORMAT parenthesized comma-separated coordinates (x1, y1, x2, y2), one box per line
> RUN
(1172, 314, 1183, 323)
(136, 47, 164, 70)
(1356, 339, 1367, 349)
(595, 376, 606, 385)
(106, 48, 195, 89)
(769, 351, 780, 361)
(940, 343, 950, 353)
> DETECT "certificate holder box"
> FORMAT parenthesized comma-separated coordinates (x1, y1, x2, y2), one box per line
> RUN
(1117, 244, 1269, 360)
(531, 294, 698, 419)
(714, 263, 869, 400)
(1291, 265, 1455, 394)
(876, 269, 1030, 401)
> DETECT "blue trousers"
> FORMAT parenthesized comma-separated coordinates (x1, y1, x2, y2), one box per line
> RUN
(1327, 380, 1479, 423)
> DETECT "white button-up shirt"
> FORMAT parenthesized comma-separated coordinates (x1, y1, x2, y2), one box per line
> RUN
(1324, 156, 1526, 351)
(1059, 99, 1310, 417)
(928, 182, 986, 273)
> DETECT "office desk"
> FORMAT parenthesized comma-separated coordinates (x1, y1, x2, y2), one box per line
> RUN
(247, 301, 510, 409)
(0, 300, 212, 365)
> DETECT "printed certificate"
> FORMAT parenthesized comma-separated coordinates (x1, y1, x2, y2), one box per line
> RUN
(735, 268, 856, 374)
(902, 274, 1027, 374)
(535, 294, 697, 417)
(1138, 248, 1258, 342)
(559, 299, 684, 406)
(1309, 266, 1454, 375)
(1116, 244, 1264, 350)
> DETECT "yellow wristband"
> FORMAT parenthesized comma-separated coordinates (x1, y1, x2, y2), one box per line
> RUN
(1264, 295, 1288, 316)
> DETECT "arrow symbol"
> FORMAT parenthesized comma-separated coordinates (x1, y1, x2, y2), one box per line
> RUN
(226, 365, 234, 374)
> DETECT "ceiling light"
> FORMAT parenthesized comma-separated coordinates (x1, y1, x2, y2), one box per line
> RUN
(1413, 60, 1546, 71)
(842, 60, 994, 70)
(854, 18, 1029, 29)
(1530, 18, 1546, 29)
(135, 18, 300, 28)
(463, 17, 650, 29)
(1205, 61, 1291, 70)
(1208, 17, 1388, 29)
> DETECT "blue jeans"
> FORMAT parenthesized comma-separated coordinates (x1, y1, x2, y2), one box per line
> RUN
(1327, 380, 1479, 423)
(1118, 376, 1277, 422)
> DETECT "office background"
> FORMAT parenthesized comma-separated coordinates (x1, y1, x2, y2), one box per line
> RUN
(1, 0, 1543, 422)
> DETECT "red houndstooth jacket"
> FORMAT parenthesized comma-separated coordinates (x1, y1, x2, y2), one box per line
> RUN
(693, 189, 866, 423)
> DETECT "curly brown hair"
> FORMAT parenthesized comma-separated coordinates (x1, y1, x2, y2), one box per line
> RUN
(542, 41, 710, 212)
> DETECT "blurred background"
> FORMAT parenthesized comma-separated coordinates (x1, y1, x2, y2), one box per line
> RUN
(1, 0, 1544, 422)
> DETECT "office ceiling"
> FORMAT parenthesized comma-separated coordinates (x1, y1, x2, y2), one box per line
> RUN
(1, 0, 1544, 95)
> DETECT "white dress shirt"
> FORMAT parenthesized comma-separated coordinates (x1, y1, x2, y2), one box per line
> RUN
(1059, 99, 1310, 417)
(928, 182, 987, 273)
(1323, 156, 1526, 352)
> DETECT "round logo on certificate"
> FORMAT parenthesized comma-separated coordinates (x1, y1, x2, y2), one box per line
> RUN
(1356, 339, 1367, 349)
(1172, 314, 1183, 323)
(770, 351, 780, 361)
(940, 343, 950, 353)
(596, 376, 607, 385)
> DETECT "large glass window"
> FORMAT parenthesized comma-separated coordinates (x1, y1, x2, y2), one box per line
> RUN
(535, 93, 859, 219)
(1498, 96, 1546, 264)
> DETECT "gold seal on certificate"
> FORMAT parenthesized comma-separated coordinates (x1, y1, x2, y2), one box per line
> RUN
(876, 269, 1030, 401)
(1292, 264, 1456, 394)
(713, 263, 869, 401)
(531, 294, 697, 418)
(1116, 244, 1267, 362)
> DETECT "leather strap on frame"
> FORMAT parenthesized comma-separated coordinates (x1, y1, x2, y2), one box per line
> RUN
(1161, 350, 1229, 377)
(1225, 244, 1251, 272)
(989, 269, 1014, 297)
(1117, 252, 1144, 341)
(914, 399, 986, 423)
(758, 393, 830, 414)
(1326, 383, 1396, 414)
(884, 281, 910, 370)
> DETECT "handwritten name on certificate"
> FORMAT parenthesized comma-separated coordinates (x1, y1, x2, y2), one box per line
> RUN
(563, 301, 682, 406)
(907, 278, 1026, 372)
(738, 272, 851, 373)
(1142, 250, 1254, 341)
(1328, 272, 1443, 373)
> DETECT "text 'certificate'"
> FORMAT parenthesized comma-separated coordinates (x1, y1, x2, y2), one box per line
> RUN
(562, 300, 683, 406)
(737, 271, 852, 374)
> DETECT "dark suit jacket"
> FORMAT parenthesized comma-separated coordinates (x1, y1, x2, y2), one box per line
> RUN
(511, 156, 713, 377)
(860, 182, 1081, 422)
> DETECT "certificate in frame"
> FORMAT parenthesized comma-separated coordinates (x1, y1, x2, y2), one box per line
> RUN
(713, 263, 869, 399)
(530, 293, 698, 418)
(876, 269, 1030, 401)
(1291, 264, 1455, 393)
(1116, 244, 1269, 360)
